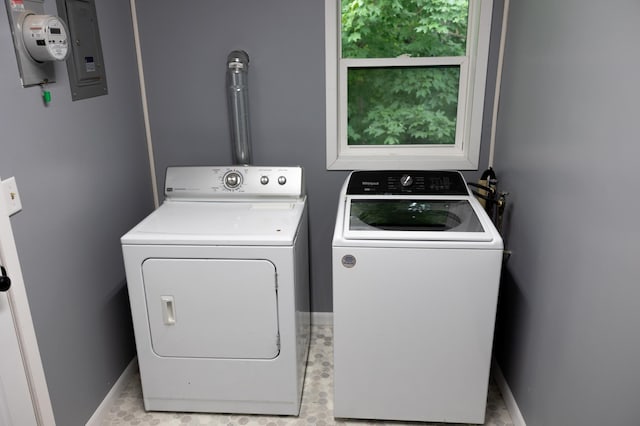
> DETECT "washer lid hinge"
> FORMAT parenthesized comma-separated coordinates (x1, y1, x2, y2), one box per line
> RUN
(276, 333, 281, 351)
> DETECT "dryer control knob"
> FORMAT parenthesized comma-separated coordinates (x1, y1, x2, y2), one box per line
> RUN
(260, 176, 269, 185)
(400, 174, 413, 187)
(224, 171, 242, 189)
(278, 176, 287, 185)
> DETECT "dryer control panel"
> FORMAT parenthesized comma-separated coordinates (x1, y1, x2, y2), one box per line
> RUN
(164, 166, 305, 200)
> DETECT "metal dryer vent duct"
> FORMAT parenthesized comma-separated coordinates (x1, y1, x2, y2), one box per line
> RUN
(226, 50, 252, 165)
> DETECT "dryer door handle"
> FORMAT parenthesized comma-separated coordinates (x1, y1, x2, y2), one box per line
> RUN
(161, 296, 176, 325)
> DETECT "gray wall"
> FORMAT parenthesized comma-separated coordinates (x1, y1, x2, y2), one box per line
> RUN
(492, 1, 640, 425)
(0, 0, 153, 424)
(135, 0, 501, 312)
(135, 0, 345, 312)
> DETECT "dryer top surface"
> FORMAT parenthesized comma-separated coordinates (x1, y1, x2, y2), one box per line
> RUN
(121, 199, 306, 246)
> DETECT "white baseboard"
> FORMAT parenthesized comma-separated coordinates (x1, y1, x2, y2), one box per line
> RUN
(85, 357, 138, 426)
(311, 311, 333, 326)
(491, 359, 526, 426)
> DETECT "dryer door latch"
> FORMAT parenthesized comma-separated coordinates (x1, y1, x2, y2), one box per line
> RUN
(161, 296, 176, 325)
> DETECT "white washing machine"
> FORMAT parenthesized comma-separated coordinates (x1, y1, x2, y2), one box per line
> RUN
(121, 166, 310, 415)
(332, 170, 503, 424)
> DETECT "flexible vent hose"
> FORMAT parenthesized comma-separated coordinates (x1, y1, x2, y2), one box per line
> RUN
(226, 50, 252, 165)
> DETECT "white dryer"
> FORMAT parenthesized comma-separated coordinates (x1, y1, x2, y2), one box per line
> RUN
(332, 170, 503, 424)
(121, 166, 310, 415)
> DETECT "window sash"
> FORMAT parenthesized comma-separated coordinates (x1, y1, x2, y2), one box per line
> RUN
(339, 57, 469, 155)
(325, 0, 494, 170)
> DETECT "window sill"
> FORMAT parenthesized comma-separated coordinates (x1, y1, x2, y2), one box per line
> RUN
(326, 151, 480, 171)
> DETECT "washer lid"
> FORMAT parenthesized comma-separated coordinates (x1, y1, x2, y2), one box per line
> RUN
(121, 200, 305, 245)
(343, 196, 495, 242)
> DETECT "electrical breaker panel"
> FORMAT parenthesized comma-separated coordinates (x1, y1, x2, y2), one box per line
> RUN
(56, 0, 108, 100)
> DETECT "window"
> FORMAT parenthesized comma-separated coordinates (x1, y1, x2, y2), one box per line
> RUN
(325, 0, 494, 170)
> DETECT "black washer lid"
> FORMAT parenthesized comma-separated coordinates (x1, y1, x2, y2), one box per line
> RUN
(347, 170, 469, 196)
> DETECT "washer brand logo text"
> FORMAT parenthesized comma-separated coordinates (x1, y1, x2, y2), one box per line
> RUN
(341, 255, 356, 268)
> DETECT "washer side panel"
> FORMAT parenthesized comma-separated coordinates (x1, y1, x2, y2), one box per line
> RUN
(332, 246, 502, 423)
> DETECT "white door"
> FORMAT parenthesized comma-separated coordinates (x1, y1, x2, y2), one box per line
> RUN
(0, 230, 37, 425)
(0, 176, 54, 426)
(0, 288, 38, 426)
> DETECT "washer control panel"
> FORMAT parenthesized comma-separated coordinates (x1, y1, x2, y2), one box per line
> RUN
(165, 166, 304, 200)
(346, 170, 469, 195)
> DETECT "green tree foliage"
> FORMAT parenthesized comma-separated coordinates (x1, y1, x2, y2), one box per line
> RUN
(342, 0, 468, 145)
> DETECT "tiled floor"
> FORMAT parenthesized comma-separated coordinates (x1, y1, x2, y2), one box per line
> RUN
(102, 325, 513, 426)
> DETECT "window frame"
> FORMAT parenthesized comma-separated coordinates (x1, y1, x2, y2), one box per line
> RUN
(325, 0, 494, 171)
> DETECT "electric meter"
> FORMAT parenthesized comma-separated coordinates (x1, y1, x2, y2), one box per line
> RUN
(22, 14, 69, 62)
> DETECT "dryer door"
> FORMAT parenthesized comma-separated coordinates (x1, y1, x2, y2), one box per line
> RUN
(142, 258, 280, 359)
